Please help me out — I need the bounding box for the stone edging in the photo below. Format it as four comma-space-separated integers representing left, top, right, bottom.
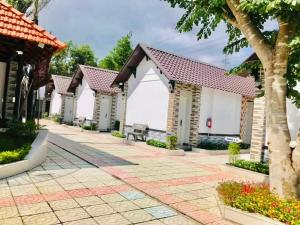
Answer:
0, 130, 48, 179
223, 206, 284, 225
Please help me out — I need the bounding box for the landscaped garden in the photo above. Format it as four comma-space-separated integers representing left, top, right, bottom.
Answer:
0, 120, 37, 165
217, 182, 300, 225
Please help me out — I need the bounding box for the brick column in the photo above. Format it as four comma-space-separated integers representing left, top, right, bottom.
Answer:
93, 93, 101, 127
119, 84, 128, 134
240, 96, 248, 141
166, 85, 180, 134
250, 97, 266, 162
5, 62, 18, 119
189, 86, 202, 146
60, 95, 66, 118
111, 95, 118, 129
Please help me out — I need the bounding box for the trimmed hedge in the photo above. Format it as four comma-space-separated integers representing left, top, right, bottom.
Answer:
198, 139, 250, 150
111, 131, 126, 138
217, 182, 300, 225
146, 139, 167, 148
232, 159, 269, 175
0, 144, 31, 165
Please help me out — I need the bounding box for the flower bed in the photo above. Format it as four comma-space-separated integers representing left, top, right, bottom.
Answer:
231, 160, 269, 175
217, 182, 300, 225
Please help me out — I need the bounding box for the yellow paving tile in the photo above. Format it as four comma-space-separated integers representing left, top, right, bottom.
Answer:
22, 212, 59, 225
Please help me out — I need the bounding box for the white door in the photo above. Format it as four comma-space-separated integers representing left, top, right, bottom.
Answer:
177, 90, 192, 145
64, 96, 74, 123
99, 95, 112, 131
244, 101, 254, 144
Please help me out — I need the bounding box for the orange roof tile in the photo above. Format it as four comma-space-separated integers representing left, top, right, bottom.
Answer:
0, 1, 66, 50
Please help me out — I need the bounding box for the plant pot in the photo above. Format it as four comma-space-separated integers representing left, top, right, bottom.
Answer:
166, 150, 185, 156
223, 206, 284, 225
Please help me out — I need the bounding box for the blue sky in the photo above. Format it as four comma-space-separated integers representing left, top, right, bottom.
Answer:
40, 0, 253, 70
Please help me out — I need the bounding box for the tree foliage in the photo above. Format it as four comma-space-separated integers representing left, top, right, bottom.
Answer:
99, 33, 133, 71
50, 41, 98, 76
5, 0, 33, 13
165, 0, 300, 106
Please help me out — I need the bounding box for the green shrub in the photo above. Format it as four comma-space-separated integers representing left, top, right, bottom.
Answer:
146, 139, 167, 148
83, 124, 97, 131
7, 120, 38, 137
0, 144, 31, 164
52, 114, 62, 123
166, 135, 177, 150
232, 160, 269, 175
228, 142, 240, 164
42, 112, 49, 118
111, 131, 126, 138
198, 139, 250, 150
217, 182, 300, 225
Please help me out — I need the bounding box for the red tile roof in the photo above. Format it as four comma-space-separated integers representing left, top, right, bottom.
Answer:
79, 65, 120, 93
0, 1, 66, 50
114, 44, 256, 97
52, 75, 72, 95
141, 44, 255, 97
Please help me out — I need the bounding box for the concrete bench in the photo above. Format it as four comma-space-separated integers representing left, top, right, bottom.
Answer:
127, 124, 149, 142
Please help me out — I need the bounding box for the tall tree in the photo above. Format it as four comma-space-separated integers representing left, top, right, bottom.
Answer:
164, 0, 300, 198
5, 0, 32, 13
99, 33, 133, 71
69, 44, 98, 73
49, 42, 98, 76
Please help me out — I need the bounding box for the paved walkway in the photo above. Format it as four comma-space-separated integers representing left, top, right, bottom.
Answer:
0, 121, 255, 225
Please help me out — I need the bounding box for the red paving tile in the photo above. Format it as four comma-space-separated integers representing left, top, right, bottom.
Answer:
171, 201, 199, 214
157, 194, 183, 204
14, 194, 45, 205
143, 188, 168, 197
187, 210, 222, 224
0, 197, 15, 207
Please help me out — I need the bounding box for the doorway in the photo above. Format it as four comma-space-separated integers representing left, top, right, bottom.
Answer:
99, 95, 112, 131
64, 96, 74, 123
177, 90, 192, 145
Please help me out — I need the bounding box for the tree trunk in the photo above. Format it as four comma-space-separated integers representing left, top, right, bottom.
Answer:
265, 55, 299, 198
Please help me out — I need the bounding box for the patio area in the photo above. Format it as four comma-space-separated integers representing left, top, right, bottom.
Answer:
0, 121, 257, 225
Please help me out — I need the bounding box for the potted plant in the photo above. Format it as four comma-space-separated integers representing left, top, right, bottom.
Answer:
165, 135, 185, 156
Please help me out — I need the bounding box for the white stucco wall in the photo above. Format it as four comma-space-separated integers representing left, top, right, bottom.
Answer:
287, 82, 300, 141
0, 62, 7, 118
126, 57, 170, 131
199, 87, 242, 135
49, 90, 62, 115
75, 78, 95, 120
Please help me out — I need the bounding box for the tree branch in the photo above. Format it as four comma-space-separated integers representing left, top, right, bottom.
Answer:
226, 0, 273, 64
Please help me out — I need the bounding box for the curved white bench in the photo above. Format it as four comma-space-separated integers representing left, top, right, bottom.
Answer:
0, 130, 48, 179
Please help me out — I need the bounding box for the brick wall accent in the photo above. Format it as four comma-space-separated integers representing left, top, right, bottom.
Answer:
119, 84, 128, 134
5, 62, 18, 119
166, 82, 202, 146
93, 92, 101, 124
250, 96, 266, 162
240, 96, 248, 141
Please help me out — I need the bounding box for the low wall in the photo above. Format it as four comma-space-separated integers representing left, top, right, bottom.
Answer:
0, 130, 48, 179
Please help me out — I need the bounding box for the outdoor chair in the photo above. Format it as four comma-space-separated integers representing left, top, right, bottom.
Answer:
127, 123, 149, 142
73, 117, 86, 127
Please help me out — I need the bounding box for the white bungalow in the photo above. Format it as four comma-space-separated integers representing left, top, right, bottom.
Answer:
68, 65, 122, 131
48, 75, 74, 123
113, 44, 256, 146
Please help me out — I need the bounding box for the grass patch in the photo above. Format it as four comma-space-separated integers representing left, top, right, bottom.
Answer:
217, 182, 300, 225
231, 159, 269, 175
111, 131, 126, 138
146, 139, 167, 148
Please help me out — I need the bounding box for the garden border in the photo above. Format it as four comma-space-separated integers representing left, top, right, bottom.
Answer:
224, 164, 269, 183
0, 130, 48, 179
223, 206, 284, 225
